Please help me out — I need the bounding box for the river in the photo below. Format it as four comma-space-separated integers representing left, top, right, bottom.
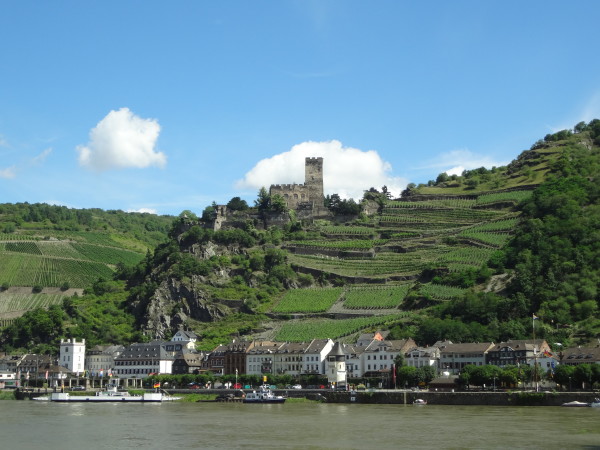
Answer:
1, 400, 599, 449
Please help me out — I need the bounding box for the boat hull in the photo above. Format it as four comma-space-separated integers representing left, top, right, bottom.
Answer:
243, 398, 286, 404
46, 392, 169, 402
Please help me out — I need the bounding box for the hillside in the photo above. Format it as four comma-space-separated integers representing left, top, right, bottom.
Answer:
0, 205, 173, 327
1, 119, 599, 353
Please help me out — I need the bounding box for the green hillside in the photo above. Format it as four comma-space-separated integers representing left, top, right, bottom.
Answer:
0, 205, 173, 328
1, 120, 599, 353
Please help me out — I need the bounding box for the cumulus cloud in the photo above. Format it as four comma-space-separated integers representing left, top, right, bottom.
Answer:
0, 166, 16, 179
77, 108, 166, 171
421, 149, 509, 177
236, 140, 407, 199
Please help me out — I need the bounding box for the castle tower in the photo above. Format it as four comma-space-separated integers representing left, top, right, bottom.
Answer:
305, 157, 324, 209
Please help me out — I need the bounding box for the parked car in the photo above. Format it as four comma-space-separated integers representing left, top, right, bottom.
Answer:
70, 386, 86, 391
233, 383, 242, 389
187, 383, 203, 389
292, 384, 302, 389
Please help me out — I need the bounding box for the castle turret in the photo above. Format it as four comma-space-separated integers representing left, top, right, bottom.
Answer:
326, 341, 347, 389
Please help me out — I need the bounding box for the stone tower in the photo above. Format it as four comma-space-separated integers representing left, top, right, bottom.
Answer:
304, 157, 324, 209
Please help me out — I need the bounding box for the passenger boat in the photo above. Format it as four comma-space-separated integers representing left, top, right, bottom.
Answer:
34, 385, 180, 403
243, 385, 286, 403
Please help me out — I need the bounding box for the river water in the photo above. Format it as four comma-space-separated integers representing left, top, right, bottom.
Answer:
1, 400, 599, 449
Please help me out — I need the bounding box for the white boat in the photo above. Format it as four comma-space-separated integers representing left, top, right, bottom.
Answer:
413, 398, 427, 405
34, 386, 180, 403
243, 385, 286, 403
561, 401, 590, 407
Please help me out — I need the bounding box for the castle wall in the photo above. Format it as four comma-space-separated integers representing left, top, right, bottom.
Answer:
269, 183, 310, 210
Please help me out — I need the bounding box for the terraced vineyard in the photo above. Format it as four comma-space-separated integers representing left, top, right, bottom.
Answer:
0, 293, 67, 315
273, 287, 343, 313
0, 232, 146, 289
343, 284, 411, 309
282, 189, 534, 314
275, 314, 404, 341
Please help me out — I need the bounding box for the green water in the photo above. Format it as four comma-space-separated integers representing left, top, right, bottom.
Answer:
1, 401, 599, 449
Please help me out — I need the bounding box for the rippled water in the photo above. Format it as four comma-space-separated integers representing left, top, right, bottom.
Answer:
1, 400, 599, 449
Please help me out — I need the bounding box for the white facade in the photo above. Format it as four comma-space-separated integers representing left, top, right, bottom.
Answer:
302, 339, 334, 375
60, 339, 86, 374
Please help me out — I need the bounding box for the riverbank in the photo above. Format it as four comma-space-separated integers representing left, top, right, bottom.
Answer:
7, 387, 598, 406
321, 389, 599, 406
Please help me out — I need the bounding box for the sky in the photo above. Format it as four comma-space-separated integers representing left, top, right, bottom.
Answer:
1, 1, 600, 216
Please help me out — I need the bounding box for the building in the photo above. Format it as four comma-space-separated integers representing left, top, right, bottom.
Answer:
270, 157, 326, 215
86, 345, 124, 377
326, 342, 347, 389
246, 341, 283, 375
559, 346, 600, 366
438, 342, 495, 374
405, 345, 440, 369
114, 341, 177, 378
273, 342, 308, 376
59, 338, 86, 375
487, 340, 551, 368
302, 339, 334, 375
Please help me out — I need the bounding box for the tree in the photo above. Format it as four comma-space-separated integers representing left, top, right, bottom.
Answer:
255, 187, 271, 211
226, 196, 249, 211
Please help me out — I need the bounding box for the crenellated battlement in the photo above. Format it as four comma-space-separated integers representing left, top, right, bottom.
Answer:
270, 183, 302, 190
269, 156, 326, 217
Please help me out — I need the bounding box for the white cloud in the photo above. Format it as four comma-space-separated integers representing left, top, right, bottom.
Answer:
421, 149, 509, 177
31, 148, 52, 165
77, 108, 166, 171
127, 208, 158, 215
0, 166, 16, 179
236, 140, 407, 199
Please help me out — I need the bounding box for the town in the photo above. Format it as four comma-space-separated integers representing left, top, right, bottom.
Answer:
2, 330, 599, 393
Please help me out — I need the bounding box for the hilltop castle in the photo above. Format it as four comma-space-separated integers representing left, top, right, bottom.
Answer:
210, 157, 328, 231
269, 157, 326, 215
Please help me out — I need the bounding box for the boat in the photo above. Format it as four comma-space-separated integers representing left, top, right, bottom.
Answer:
589, 398, 600, 408
413, 398, 427, 405
561, 400, 590, 407
34, 386, 181, 403
243, 385, 286, 403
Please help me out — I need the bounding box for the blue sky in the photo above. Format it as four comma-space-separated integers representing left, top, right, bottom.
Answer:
1, 1, 599, 216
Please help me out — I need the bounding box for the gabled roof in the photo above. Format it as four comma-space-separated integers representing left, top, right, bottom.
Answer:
304, 339, 333, 354
439, 342, 495, 354
491, 340, 548, 352
562, 346, 600, 362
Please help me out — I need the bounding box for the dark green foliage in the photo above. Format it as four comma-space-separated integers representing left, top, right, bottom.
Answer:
226, 196, 249, 211
325, 194, 362, 215
1, 305, 64, 353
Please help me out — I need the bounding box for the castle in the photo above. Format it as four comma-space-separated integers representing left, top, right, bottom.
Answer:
210, 157, 328, 231
269, 157, 325, 213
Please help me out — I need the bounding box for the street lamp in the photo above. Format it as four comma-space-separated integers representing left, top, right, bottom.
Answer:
493, 376, 497, 392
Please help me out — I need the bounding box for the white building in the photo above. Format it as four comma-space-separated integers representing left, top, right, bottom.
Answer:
59, 339, 86, 374
302, 339, 334, 375
113, 341, 176, 378
246, 342, 282, 375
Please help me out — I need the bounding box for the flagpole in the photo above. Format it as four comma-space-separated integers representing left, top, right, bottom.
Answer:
532, 313, 539, 392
